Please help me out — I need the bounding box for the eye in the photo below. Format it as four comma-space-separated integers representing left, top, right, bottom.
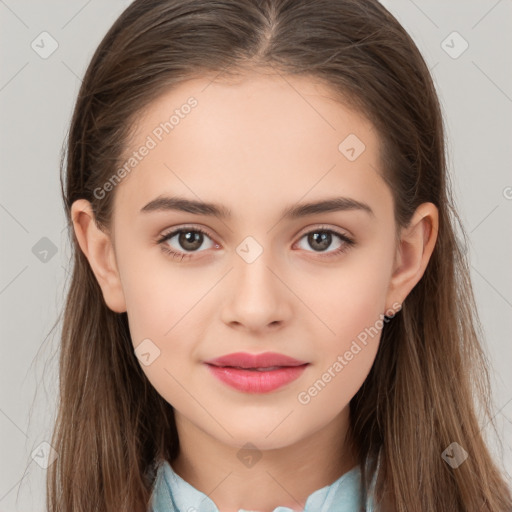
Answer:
156, 225, 356, 262
156, 226, 218, 261
295, 226, 355, 258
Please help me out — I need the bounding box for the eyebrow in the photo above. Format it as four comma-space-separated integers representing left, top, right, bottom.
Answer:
140, 195, 375, 220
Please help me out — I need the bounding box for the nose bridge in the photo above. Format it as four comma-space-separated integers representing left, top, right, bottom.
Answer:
221, 233, 291, 329
234, 233, 280, 298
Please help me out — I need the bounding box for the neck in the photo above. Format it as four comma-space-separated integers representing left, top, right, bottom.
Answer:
171, 407, 357, 512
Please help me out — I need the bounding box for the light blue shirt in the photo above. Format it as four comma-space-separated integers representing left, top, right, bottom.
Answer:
149, 459, 376, 511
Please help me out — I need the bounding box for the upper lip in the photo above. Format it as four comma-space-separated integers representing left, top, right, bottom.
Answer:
204, 351, 308, 369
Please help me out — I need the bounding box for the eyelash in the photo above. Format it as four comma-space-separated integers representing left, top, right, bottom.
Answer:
156, 225, 356, 262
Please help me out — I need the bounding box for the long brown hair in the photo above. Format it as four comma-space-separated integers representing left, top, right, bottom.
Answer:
49, 0, 512, 510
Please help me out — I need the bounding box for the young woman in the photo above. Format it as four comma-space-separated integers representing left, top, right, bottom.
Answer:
48, 0, 512, 510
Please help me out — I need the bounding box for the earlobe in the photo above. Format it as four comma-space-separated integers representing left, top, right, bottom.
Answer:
70, 199, 127, 313
385, 202, 439, 311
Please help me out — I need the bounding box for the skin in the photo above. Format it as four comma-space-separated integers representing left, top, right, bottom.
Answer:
72, 69, 438, 512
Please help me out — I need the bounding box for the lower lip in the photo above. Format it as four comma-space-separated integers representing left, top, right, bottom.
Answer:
205, 363, 309, 393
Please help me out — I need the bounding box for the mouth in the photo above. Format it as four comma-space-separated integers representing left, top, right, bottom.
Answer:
204, 351, 309, 369
212, 365, 287, 371
206, 363, 308, 371
204, 362, 310, 393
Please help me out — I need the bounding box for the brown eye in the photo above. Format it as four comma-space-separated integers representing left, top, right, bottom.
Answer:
307, 231, 333, 252
176, 230, 204, 251
157, 226, 217, 260
295, 227, 355, 257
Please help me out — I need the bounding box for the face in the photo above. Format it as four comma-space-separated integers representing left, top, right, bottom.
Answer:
85, 71, 407, 451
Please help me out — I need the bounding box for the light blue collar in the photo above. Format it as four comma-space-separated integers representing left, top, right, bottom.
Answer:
149, 458, 375, 511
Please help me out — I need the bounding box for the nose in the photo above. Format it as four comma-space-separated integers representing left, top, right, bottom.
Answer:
219, 244, 293, 333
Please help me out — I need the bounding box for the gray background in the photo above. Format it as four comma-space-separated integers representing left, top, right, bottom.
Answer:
1, 0, 511, 509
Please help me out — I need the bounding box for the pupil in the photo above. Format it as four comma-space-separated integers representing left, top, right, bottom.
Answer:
309, 232, 331, 251
180, 231, 202, 251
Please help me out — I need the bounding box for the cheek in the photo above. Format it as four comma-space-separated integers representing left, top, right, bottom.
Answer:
300, 252, 391, 341
122, 265, 199, 409
118, 244, 202, 341
119, 249, 212, 395
297, 340, 377, 419
297, 278, 385, 413
296, 252, 391, 393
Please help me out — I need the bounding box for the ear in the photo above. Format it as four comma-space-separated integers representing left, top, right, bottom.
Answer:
70, 199, 127, 313
385, 202, 439, 312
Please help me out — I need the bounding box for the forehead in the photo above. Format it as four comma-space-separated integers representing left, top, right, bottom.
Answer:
112, 71, 389, 224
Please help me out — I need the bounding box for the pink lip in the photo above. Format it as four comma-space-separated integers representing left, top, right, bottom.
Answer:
204, 352, 309, 393
205, 351, 308, 368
